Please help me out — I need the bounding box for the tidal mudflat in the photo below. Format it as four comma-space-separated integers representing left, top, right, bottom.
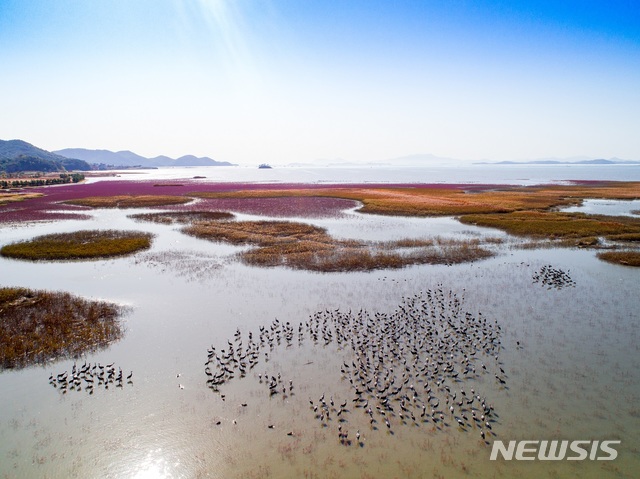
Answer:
0, 178, 639, 478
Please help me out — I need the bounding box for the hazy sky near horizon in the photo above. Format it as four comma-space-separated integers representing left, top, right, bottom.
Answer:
1, 0, 639, 165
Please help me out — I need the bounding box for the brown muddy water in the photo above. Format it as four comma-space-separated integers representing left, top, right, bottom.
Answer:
0, 204, 639, 479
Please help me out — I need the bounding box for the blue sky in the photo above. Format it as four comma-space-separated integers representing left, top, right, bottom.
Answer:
1, 0, 638, 165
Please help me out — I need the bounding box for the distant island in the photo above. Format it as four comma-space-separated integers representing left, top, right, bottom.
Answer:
258, 163, 272, 169
475, 158, 640, 165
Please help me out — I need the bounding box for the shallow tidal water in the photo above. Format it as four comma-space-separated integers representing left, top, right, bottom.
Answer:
0, 197, 639, 478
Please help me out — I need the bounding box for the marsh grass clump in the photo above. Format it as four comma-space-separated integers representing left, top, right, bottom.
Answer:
382, 238, 436, 249
433, 238, 496, 264
64, 194, 192, 208
0, 230, 153, 261
0, 192, 43, 205
0, 287, 124, 369
569, 236, 600, 247
459, 211, 640, 239
129, 210, 234, 225
184, 220, 327, 246
460, 211, 640, 264
183, 219, 493, 271
606, 233, 640, 243
597, 251, 640, 267
243, 244, 408, 271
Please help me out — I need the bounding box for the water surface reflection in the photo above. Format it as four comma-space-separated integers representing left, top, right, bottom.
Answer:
0, 205, 638, 478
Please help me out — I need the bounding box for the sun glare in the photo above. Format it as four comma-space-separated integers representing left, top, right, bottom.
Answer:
130, 451, 173, 479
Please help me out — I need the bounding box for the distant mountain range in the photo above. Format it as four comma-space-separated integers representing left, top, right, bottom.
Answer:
289, 154, 640, 168
0, 139, 92, 172
475, 158, 640, 165
0, 139, 236, 173
54, 147, 235, 168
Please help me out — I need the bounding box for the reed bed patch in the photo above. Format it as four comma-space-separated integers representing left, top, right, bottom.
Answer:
352, 187, 579, 216
569, 236, 600, 247
0, 287, 124, 369
184, 220, 329, 246
0, 230, 153, 261
458, 211, 640, 239
129, 210, 234, 225
381, 238, 436, 249
483, 236, 505, 244
606, 233, 640, 243
0, 192, 43, 205
64, 194, 192, 208
183, 219, 493, 271
540, 181, 640, 200
514, 240, 560, 250
596, 251, 640, 267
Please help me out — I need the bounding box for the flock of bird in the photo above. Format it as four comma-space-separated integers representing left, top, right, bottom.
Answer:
532, 264, 576, 289
42, 285, 507, 446
43, 285, 506, 446
41, 266, 572, 447
48, 361, 132, 394
205, 286, 506, 445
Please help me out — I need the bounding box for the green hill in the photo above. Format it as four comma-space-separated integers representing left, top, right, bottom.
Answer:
0, 139, 91, 172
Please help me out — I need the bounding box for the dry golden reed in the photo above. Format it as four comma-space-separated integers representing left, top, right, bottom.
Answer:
183, 219, 493, 272
129, 211, 234, 225
0, 192, 43, 205
65, 195, 192, 208
0, 287, 124, 369
597, 251, 640, 267
458, 211, 640, 239
1, 230, 153, 261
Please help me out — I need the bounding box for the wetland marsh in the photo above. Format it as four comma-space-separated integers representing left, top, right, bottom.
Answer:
0, 167, 639, 478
